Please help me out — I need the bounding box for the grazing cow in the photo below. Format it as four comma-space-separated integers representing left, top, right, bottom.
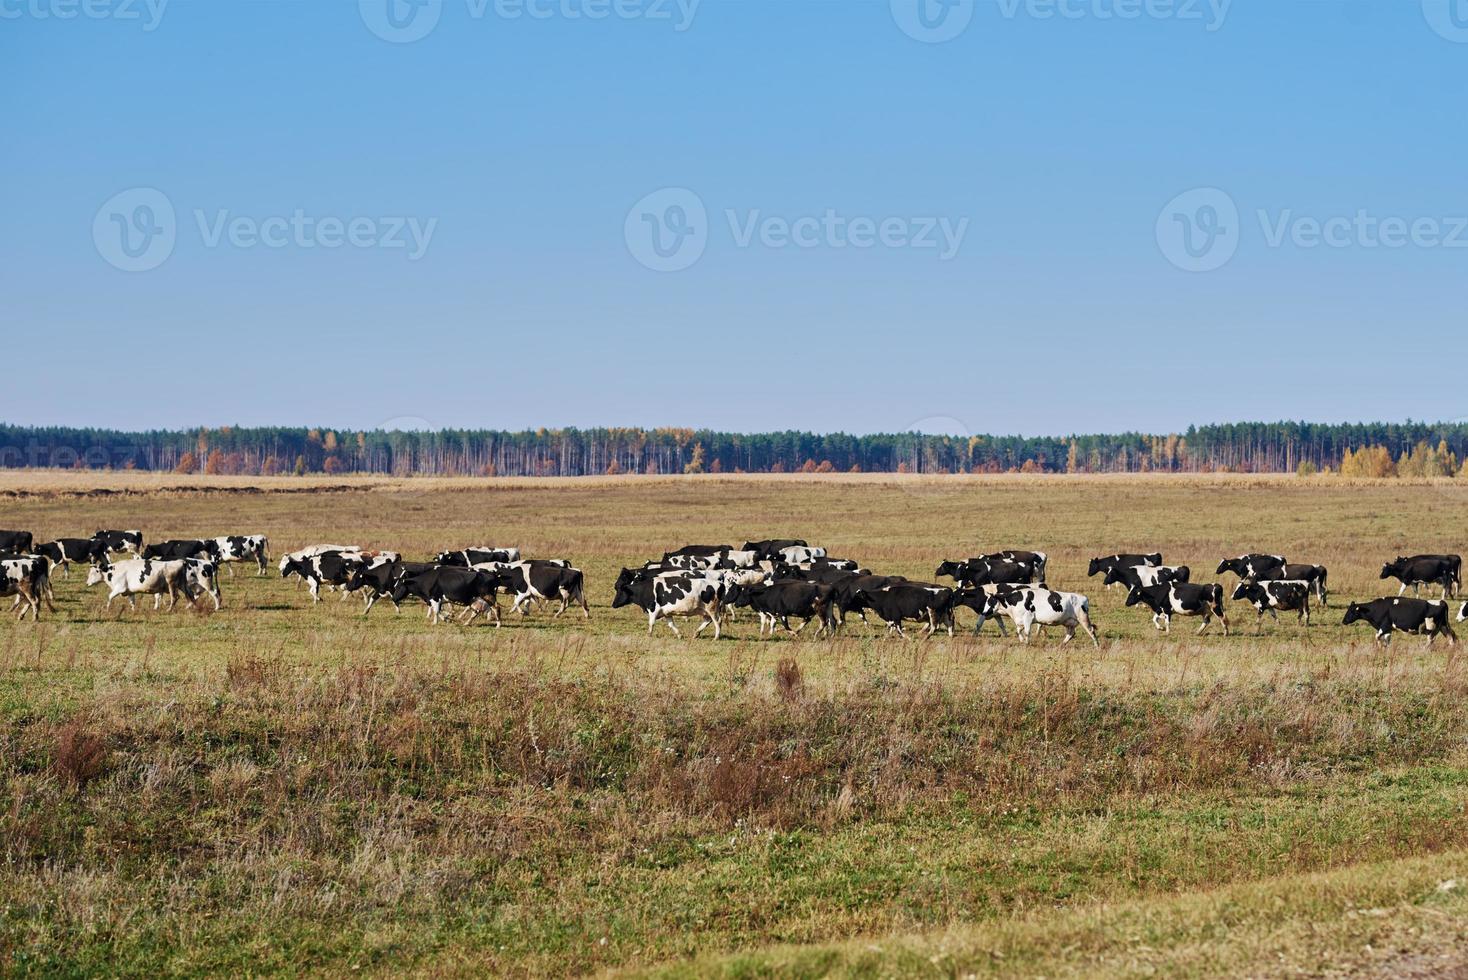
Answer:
487, 562, 589, 618
728, 581, 833, 638
1344, 597, 1457, 648
0, 531, 34, 554
0, 557, 51, 621
32, 538, 105, 578
142, 539, 212, 561
92, 530, 143, 555
434, 547, 521, 567
845, 584, 955, 638
389, 566, 502, 625
86, 557, 192, 612
1253, 564, 1329, 606
1088, 553, 1162, 587
205, 535, 270, 575
1230, 580, 1310, 631
978, 586, 1098, 647
612, 569, 726, 639
1216, 554, 1288, 580
279, 551, 367, 602
741, 539, 808, 561
1380, 555, 1462, 599
776, 546, 827, 564
179, 558, 223, 611
1101, 564, 1191, 590
1125, 582, 1229, 635
936, 558, 1036, 590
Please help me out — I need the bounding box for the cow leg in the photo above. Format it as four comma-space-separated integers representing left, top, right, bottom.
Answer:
1078, 611, 1100, 648
664, 617, 682, 638
647, 611, 658, 636
362, 592, 378, 616
1441, 621, 1459, 647
1219, 611, 1229, 637
1061, 624, 1075, 645
309, 578, 322, 603
225, 563, 235, 577
154, 593, 162, 611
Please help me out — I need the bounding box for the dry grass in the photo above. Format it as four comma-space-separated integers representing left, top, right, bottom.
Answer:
2, 473, 1468, 976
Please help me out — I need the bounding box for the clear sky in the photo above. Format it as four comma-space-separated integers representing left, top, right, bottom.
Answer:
5, 0, 1467, 437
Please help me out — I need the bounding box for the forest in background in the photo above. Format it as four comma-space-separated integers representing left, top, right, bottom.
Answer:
1, 421, 1465, 478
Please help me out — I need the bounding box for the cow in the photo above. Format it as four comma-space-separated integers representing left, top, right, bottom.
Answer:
1252, 563, 1329, 606
86, 557, 193, 612
776, 546, 827, 564
727, 581, 833, 638
279, 551, 367, 602
665, 544, 732, 558
142, 539, 212, 561
347, 558, 439, 614
828, 574, 910, 629
1344, 597, 1457, 648
0, 531, 34, 554
970, 550, 1048, 582
0, 556, 50, 621
1101, 564, 1191, 590
388, 566, 502, 625
1216, 554, 1288, 580
179, 558, 223, 611
844, 583, 955, 638
1125, 582, 1229, 635
661, 549, 759, 571
612, 569, 726, 639
278, 545, 360, 587
204, 535, 270, 575
977, 586, 1098, 647
936, 558, 1036, 590
434, 547, 521, 567
794, 557, 861, 573
1088, 553, 1162, 588
91, 530, 143, 556
486, 562, 589, 618
741, 539, 808, 562
32, 538, 105, 578
1230, 580, 1310, 631
1380, 555, 1461, 599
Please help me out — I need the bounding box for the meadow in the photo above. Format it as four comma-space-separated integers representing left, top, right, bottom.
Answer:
2, 471, 1467, 977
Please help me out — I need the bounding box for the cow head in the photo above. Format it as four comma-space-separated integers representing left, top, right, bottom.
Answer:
280, 556, 306, 579
1102, 566, 1129, 586
1087, 557, 1106, 577
935, 560, 964, 580
1380, 560, 1402, 579
1216, 557, 1242, 576
1230, 581, 1261, 603
85, 562, 110, 587
1123, 586, 1147, 608
1342, 602, 1364, 625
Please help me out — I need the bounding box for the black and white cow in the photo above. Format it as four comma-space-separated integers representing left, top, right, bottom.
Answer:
828, 574, 910, 628
665, 544, 733, 558
142, 539, 212, 561
974, 550, 1048, 582
179, 558, 223, 611
434, 547, 521, 567
1230, 580, 1310, 630
1101, 564, 1191, 590
0, 556, 51, 621
1216, 554, 1288, 580
0, 531, 34, 554
205, 535, 270, 575
935, 558, 1034, 590
1344, 597, 1457, 648
278, 546, 361, 588
845, 583, 955, 638
1380, 555, 1461, 599
952, 585, 1017, 636
612, 569, 727, 639
662, 549, 759, 571
741, 539, 808, 562
92, 530, 143, 556
728, 581, 833, 638
86, 557, 193, 612
1252, 564, 1329, 606
347, 558, 439, 614
776, 546, 827, 565
279, 551, 366, 602
1088, 553, 1162, 587
486, 562, 588, 618
1125, 582, 1229, 635
977, 586, 1098, 647
32, 538, 105, 578
389, 566, 502, 625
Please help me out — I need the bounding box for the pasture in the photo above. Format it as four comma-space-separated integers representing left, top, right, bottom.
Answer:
3, 472, 1468, 977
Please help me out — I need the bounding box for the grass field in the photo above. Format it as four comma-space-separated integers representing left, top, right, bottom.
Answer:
3, 471, 1468, 977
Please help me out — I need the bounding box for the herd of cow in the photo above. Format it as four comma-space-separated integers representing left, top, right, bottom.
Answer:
0, 527, 1463, 647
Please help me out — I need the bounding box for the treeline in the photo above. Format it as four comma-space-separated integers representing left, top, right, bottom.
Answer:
2, 421, 1468, 477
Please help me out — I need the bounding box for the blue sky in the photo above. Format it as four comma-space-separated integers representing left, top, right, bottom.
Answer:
5, 0, 1467, 437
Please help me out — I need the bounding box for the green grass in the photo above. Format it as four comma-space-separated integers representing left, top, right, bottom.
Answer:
2, 473, 1468, 976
